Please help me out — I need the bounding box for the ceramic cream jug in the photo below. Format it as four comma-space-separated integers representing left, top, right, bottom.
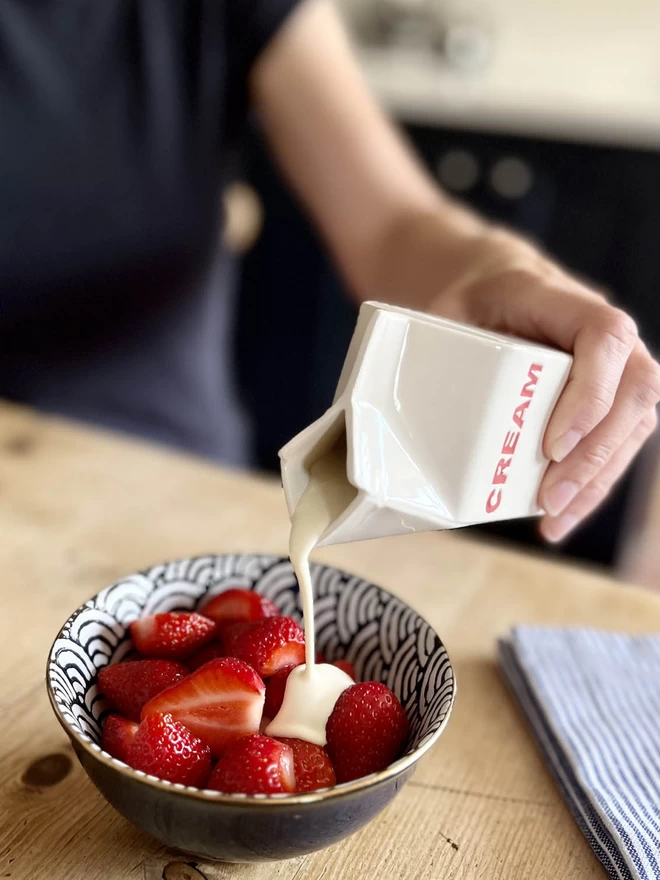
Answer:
279, 301, 573, 547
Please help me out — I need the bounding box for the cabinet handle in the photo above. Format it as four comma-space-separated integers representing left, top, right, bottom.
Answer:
489, 157, 534, 199
437, 149, 481, 193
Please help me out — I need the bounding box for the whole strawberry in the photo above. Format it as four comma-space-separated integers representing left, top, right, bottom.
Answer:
218, 621, 253, 652
127, 712, 211, 787
186, 641, 225, 671
101, 714, 138, 763
98, 659, 188, 721
201, 588, 278, 625
326, 682, 408, 783
130, 612, 217, 660
207, 734, 295, 795
277, 737, 336, 792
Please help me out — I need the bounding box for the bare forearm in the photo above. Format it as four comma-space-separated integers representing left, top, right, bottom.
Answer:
252, 0, 487, 306
351, 199, 488, 310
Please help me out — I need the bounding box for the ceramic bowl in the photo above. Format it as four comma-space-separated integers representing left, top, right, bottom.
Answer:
47, 553, 455, 862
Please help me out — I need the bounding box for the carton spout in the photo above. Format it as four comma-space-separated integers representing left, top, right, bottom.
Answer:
279, 405, 357, 539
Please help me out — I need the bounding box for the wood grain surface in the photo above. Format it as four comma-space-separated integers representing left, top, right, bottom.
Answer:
0, 401, 657, 880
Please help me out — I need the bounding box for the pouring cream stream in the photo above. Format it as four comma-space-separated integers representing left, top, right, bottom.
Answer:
266, 436, 356, 745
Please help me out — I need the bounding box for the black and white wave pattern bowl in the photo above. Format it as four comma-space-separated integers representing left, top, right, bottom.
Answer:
47, 553, 455, 862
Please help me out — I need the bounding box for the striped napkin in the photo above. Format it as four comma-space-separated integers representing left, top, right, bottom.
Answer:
499, 627, 660, 880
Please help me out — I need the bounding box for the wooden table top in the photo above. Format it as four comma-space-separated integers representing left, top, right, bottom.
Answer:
0, 401, 657, 880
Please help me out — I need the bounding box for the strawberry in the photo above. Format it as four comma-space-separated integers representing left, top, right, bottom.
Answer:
130, 612, 217, 660
120, 649, 142, 663
141, 657, 265, 757
326, 682, 409, 783
127, 713, 211, 787
332, 660, 356, 680
263, 663, 298, 719
262, 658, 347, 720
187, 641, 225, 671
277, 737, 336, 792
207, 734, 295, 795
229, 616, 305, 678
218, 621, 254, 652
201, 589, 278, 625
98, 659, 188, 721
315, 651, 326, 664
101, 714, 139, 763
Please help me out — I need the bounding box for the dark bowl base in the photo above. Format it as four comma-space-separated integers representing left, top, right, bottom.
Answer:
74, 743, 416, 863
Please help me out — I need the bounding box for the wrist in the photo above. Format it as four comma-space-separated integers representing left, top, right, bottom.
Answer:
358, 201, 489, 312
428, 223, 551, 321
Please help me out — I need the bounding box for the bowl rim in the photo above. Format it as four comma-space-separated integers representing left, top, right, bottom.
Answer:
46, 552, 456, 807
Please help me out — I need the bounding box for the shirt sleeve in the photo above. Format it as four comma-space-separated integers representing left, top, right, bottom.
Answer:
224, 0, 303, 137
228, 0, 303, 73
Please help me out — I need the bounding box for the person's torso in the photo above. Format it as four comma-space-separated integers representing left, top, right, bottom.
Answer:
0, 0, 252, 463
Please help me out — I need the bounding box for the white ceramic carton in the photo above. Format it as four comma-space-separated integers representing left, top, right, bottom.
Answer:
279, 301, 573, 547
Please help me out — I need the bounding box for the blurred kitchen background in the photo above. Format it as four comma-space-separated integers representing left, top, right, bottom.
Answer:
230, 0, 660, 587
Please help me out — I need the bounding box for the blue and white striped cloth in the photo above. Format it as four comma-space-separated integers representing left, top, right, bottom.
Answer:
499, 627, 660, 879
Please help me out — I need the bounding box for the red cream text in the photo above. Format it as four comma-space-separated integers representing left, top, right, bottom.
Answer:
485, 363, 543, 515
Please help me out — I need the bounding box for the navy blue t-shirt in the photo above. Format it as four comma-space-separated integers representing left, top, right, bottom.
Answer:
0, 0, 299, 465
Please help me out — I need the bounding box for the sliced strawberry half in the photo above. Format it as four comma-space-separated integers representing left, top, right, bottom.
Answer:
229, 616, 305, 678
326, 682, 409, 783
127, 712, 211, 787
201, 589, 279, 625
101, 714, 139, 764
207, 734, 295, 795
98, 659, 188, 721
141, 657, 265, 757
277, 737, 336, 792
130, 612, 217, 660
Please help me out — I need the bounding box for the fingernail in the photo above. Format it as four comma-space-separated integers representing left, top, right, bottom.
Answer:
551, 429, 582, 463
544, 480, 580, 516
544, 513, 580, 543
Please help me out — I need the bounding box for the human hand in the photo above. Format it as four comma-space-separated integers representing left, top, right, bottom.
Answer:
430, 227, 660, 542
